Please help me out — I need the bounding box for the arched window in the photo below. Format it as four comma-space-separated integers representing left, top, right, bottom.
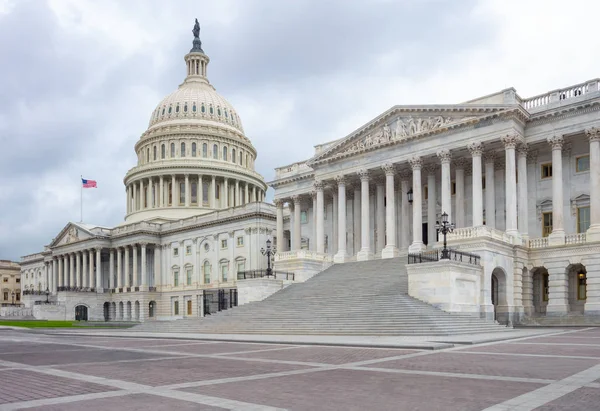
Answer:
223, 146, 227, 161
153, 146, 157, 161
184, 104, 188, 112
168, 183, 172, 205
146, 148, 149, 163
175, 104, 180, 113
168, 106, 172, 114
224, 109, 228, 118
246, 154, 249, 167
161, 107, 165, 115
161, 144, 166, 159
192, 104, 197, 112
217, 107, 221, 116
232, 148, 236, 163
192, 142, 197, 157
213, 144, 218, 159
209, 105, 214, 115
201, 104, 205, 113
181, 142, 186, 157
239, 152, 242, 165
170, 143, 175, 158
202, 143, 207, 158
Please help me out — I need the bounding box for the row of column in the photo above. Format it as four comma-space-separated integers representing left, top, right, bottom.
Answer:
126, 175, 265, 214
277, 131, 600, 259
47, 248, 102, 291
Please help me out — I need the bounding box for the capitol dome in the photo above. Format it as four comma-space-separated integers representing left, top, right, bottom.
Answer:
122, 24, 267, 224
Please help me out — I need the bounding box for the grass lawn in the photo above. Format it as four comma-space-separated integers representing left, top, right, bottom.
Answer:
0, 320, 131, 328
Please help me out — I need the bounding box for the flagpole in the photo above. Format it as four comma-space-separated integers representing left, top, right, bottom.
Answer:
80, 175, 83, 223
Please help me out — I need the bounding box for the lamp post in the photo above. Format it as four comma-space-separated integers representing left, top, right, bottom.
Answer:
45, 287, 50, 304
260, 239, 277, 276
407, 188, 413, 204
435, 211, 455, 259
11, 291, 15, 306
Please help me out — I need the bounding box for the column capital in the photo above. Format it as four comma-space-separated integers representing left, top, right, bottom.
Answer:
398, 168, 412, 180
483, 151, 496, 163
314, 180, 325, 191
453, 158, 469, 169
527, 150, 538, 164
139, 242, 148, 247
381, 163, 396, 176
274, 198, 284, 208
586, 127, 600, 142
374, 176, 386, 186
436, 149, 451, 164
547, 135, 564, 150
357, 169, 370, 181
501, 133, 523, 148
517, 143, 529, 158
310, 190, 317, 200
184, 173, 190, 178
409, 156, 423, 170
467, 141, 484, 157
335, 174, 347, 185
94, 247, 102, 252
291, 195, 302, 205
422, 164, 438, 176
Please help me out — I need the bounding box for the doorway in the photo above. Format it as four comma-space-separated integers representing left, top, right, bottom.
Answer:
75, 305, 88, 321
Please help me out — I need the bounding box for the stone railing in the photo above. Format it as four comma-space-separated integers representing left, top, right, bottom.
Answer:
20, 253, 44, 263
528, 237, 548, 249
566, 233, 586, 245
274, 250, 332, 262
274, 161, 313, 179
447, 226, 524, 246
521, 79, 599, 110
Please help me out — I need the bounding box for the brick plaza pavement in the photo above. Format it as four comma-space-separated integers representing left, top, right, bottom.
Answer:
1, 328, 600, 410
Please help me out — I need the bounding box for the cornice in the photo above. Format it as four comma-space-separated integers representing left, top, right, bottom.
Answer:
268, 172, 315, 188
526, 99, 600, 126
135, 130, 257, 157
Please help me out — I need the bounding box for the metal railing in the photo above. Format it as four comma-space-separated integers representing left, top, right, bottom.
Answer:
22, 290, 45, 296
237, 270, 295, 281
408, 249, 480, 266
57, 286, 96, 293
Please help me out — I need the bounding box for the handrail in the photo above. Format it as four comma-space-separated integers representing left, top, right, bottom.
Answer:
408, 249, 480, 266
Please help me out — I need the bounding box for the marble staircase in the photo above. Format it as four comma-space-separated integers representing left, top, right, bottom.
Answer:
134, 258, 509, 336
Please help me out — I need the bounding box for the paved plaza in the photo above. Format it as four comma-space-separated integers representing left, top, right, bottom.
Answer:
1, 328, 600, 410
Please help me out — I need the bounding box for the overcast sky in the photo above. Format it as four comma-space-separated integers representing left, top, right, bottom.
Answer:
1, 0, 598, 260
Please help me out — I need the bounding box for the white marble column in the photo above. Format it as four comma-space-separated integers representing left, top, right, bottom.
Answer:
547, 135, 565, 245
357, 170, 373, 260
109, 249, 115, 289
245, 183, 249, 205
484, 152, 496, 228
75, 251, 81, 288
95, 248, 102, 290
141, 243, 147, 288
133, 183, 138, 212
425, 165, 437, 246
82, 250, 88, 288
184, 174, 190, 207
501, 134, 520, 237
468, 142, 484, 227
454, 159, 466, 228
409, 157, 425, 253
235, 180, 240, 207
52, 259, 57, 292
587, 128, 600, 241
157, 176, 163, 207
132, 244, 138, 287
69, 253, 74, 287
224, 179, 229, 208
140, 180, 145, 210
57, 257, 63, 288
375, 178, 385, 254
116, 248, 122, 288
382, 164, 399, 258
437, 149, 452, 223
126, 185, 130, 214
334, 176, 348, 263
315, 182, 325, 254
170, 175, 176, 206
353, 184, 361, 256
517, 144, 529, 237
211, 176, 216, 208
400, 171, 411, 250
275, 200, 284, 252
311, 192, 317, 251
154, 245, 161, 287
124, 246, 130, 287
292, 195, 302, 251
332, 189, 338, 255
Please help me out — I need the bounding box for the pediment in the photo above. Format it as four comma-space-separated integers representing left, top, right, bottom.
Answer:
308, 105, 518, 165
50, 222, 97, 247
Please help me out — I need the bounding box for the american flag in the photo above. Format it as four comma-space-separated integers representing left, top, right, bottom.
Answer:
82, 178, 97, 188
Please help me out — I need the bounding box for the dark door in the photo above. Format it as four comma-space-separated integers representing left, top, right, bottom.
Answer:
423, 223, 428, 245
75, 305, 88, 321
103, 302, 109, 321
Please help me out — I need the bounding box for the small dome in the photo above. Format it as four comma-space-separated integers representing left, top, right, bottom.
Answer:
149, 80, 244, 133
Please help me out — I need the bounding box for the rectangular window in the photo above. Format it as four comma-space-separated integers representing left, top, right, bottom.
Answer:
2, 277, 7, 283
173, 270, 179, 287
174, 300, 179, 315
543, 274, 549, 302
203, 182, 209, 206
15, 278, 20, 283
451, 181, 456, 195
191, 182, 198, 205
576, 155, 590, 172
179, 182, 185, 205
221, 239, 228, 249
237, 262, 245, 274
221, 264, 228, 282
542, 212, 553, 237
482, 176, 486, 190
577, 206, 590, 233
237, 236, 244, 247
186, 268, 192, 285
16, 293, 20, 301
3, 291, 7, 300
192, 143, 197, 157
187, 300, 192, 315
144, 187, 148, 208
578, 273, 587, 300
173, 247, 179, 257
203, 263, 210, 284
300, 210, 308, 224
185, 245, 192, 255
215, 184, 220, 200
541, 163, 553, 179
203, 143, 207, 158
423, 185, 428, 200
168, 183, 172, 205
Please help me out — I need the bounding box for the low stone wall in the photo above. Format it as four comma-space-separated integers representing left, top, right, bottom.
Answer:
33, 304, 66, 320
237, 278, 286, 305
407, 260, 483, 314
0, 306, 33, 318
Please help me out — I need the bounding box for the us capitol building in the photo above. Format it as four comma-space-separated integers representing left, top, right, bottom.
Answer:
20, 22, 600, 325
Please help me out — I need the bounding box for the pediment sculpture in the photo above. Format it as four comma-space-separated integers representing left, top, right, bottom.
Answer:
65, 227, 79, 244
341, 116, 470, 155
